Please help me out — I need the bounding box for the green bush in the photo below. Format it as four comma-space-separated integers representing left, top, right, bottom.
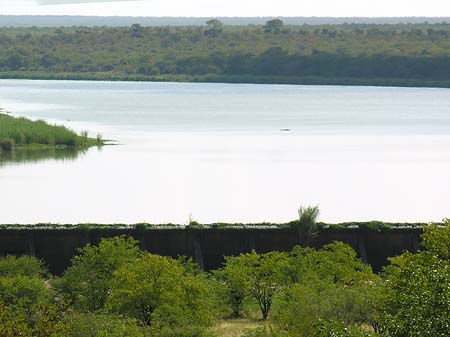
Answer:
274, 243, 380, 337
0, 255, 47, 278
53, 236, 141, 311
0, 276, 51, 313
380, 221, 450, 337
106, 252, 216, 330
312, 320, 378, 337
63, 313, 147, 337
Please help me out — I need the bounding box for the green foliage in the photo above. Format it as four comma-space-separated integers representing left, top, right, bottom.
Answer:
0, 276, 51, 313
241, 326, 288, 337
0, 113, 102, 148
205, 19, 224, 37
54, 236, 141, 311
312, 320, 378, 337
380, 221, 450, 337
420, 219, 450, 259
1, 24, 450, 86
0, 225, 448, 337
275, 281, 381, 337
106, 252, 216, 332
0, 138, 14, 152
63, 313, 147, 337
0, 255, 47, 278
275, 243, 380, 337
292, 205, 321, 244
264, 19, 284, 33
0, 304, 33, 337
212, 264, 248, 318
219, 251, 289, 320
0, 255, 65, 336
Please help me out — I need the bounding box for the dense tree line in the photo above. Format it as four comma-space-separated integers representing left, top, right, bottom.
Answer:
0, 22, 450, 85
0, 220, 449, 336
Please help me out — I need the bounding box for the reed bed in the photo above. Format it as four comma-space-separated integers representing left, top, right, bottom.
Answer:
0, 113, 102, 149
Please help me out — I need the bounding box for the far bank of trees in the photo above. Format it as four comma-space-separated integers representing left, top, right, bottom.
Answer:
0, 21, 450, 85
0, 221, 449, 336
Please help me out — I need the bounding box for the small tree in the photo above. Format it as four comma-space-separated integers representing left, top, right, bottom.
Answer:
213, 258, 249, 318
106, 253, 215, 331
53, 236, 141, 311
264, 19, 284, 33
276, 244, 380, 337
205, 19, 224, 37
130, 23, 144, 38
221, 251, 288, 320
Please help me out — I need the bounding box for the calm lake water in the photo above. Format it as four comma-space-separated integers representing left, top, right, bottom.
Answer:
1, 79, 450, 224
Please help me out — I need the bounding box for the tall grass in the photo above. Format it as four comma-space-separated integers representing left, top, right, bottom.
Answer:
0, 113, 102, 148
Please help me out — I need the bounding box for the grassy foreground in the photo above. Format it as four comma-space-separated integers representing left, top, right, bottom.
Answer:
0, 113, 103, 151
210, 319, 264, 337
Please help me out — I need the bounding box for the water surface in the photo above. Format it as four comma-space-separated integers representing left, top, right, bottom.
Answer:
1, 80, 449, 224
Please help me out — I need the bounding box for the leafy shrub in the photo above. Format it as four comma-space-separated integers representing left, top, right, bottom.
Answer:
63, 313, 146, 337
380, 221, 450, 337
275, 243, 380, 337
312, 320, 378, 337
0, 276, 51, 313
106, 252, 216, 329
0, 304, 33, 337
0, 255, 47, 278
53, 236, 141, 311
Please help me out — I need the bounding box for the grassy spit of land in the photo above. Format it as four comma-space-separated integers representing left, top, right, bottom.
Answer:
0, 113, 104, 152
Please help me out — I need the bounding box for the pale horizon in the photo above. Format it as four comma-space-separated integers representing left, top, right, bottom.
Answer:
1, 0, 450, 18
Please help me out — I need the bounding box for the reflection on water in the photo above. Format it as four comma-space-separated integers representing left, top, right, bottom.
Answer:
0, 147, 90, 166
1, 80, 450, 224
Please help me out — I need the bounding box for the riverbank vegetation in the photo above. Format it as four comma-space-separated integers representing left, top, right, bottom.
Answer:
1, 22, 450, 87
0, 221, 448, 336
0, 114, 103, 152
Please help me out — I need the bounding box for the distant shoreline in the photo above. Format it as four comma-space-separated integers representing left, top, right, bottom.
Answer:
1, 15, 450, 27
1, 72, 450, 89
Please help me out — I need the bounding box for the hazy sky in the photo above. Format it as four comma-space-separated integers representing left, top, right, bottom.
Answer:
1, 0, 450, 17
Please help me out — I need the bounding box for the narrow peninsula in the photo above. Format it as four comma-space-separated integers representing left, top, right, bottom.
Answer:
0, 113, 104, 153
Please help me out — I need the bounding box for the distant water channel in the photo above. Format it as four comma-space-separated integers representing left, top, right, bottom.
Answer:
1, 79, 450, 224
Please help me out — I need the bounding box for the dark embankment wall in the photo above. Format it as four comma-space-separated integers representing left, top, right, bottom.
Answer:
0, 227, 421, 274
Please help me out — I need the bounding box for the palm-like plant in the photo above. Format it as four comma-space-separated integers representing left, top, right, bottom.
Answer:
295, 205, 320, 246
